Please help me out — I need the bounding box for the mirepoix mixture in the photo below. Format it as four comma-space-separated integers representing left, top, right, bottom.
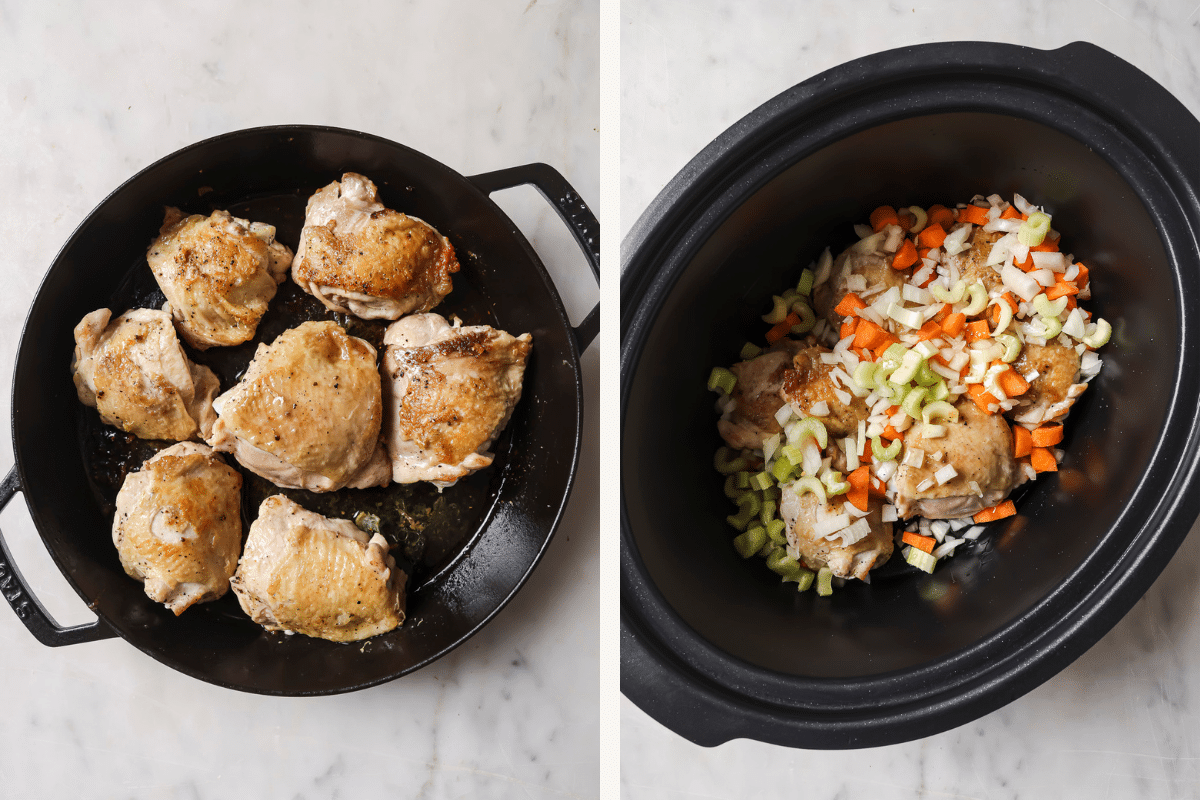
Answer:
708, 193, 1110, 596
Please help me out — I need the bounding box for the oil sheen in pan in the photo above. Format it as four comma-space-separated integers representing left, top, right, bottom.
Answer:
77, 192, 515, 618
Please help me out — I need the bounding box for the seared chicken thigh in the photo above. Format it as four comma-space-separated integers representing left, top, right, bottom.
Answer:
207, 321, 390, 492
779, 343, 870, 438
72, 308, 218, 441
291, 173, 460, 319
780, 485, 892, 581
147, 208, 292, 349
947, 228, 1006, 294
717, 341, 802, 450
382, 313, 532, 487
894, 398, 1019, 519
112, 442, 242, 615
1011, 341, 1082, 423
813, 249, 906, 328
230, 495, 406, 642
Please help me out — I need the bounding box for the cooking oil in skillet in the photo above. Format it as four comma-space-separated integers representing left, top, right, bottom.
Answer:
78, 195, 512, 594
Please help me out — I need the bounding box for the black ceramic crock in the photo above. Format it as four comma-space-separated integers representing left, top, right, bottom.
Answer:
621, 42, 1200, 748
0, 125, 598, 694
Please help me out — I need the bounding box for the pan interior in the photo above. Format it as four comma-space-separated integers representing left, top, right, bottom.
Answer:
15, 128, 581, 694
622, 112, 1174, 677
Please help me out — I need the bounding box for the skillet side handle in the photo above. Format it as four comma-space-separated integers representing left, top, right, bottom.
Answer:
468, 163, 600, 351
0, 466, 116, 646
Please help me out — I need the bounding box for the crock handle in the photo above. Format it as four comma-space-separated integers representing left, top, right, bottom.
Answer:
468, 163, 600, 351
0, 466, 116, 646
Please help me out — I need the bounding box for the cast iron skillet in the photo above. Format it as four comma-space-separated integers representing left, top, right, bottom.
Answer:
0, 125, 598, 695
622, 42, 1200, 747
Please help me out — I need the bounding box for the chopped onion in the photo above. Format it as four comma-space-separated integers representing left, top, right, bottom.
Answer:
882, 224, 906, 253
1009, 242, 1030, 265
902, 447, 925, 468
809, 400, 830, 416
881, 504, 898, 523
1029, 268, 1056, 288
1012, 193, 1039, 216
942, 224, 972, 255
934, 464, 958, 485
854, 230, 887, 253
845, 273, 867, 292
853, 223, 873, 239
932, 538, 963, 559
813, 512, 851, 539
1001, 263, 1041, 301
986, 232, 1018, 266
902, 284, 931, 304
839, 518, 872, 546
774, 404, 795, 427
887, 302, 924, 329
963, 525, 985, 540
1032, 251, 1066, 272
843, 437, 860, 472
814, 247, 834, 286
875, 460, 898, 483
916, 478, 935, 492
984, 217, 1024, 234
1062, 307, 1087, 339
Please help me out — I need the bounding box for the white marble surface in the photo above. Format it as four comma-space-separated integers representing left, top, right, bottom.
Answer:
0, 2, 598, 798
621, 1, 1200, 797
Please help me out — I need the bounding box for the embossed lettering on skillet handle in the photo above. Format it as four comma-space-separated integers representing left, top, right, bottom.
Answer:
0, 466, 117, 647
468, 163, 600, 352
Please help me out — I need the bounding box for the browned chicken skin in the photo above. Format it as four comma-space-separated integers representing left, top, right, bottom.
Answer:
813, 249, 906, 328
947, 227, 1005, 293
1011, 341, 1082, 423
895, 398, 1019, 519
716, 340, 802, 450
292, 173, 459, 320
779, 485, 892, 580
779, 343, 870, 438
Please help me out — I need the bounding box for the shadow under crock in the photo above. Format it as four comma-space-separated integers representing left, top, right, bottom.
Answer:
621, 42, 1200, 748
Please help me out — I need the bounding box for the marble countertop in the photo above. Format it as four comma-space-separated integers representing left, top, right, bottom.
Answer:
0, 2, 598, 798
621, 2, 1200, 798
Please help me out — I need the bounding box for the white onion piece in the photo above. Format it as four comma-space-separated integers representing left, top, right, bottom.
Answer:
1010, 242, 1030, 264
880, 504, 898, 523
902, 284, 931, 304
986, 233, 1018, 266
984, 217, 1024, 234
1012, 193, 1040, 216
875, 460, 898, 483
854, 223, 873, 239
854, 230, 886, 253
814, 247, 834, 286
839, 518, 872, 546
809, 400, 830, 416
1001, 263, 1041, 301
813, 512, 851, 539
774, 404, 795, 427
1029, 268, 1056, 287
763, 433, 781, 463
1032, 251, 1066, 272
934, 464, 958, 485
882, 224, 906, 253
845, 273, 867, 292
942, 224, 972, 255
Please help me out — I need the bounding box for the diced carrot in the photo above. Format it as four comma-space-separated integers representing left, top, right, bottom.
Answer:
957, 204, 990, 225
846, 486, 869, 512
1075, 262, 1090, 288
871, 334, 900, 361
1015, 252, 1035, 272
917, 271, 936, 289
1012, 424, 1032, 458
932, 303, 953, 323
766, 312, 800, 344
1031, 424, 1064, 447
1002, 292, 1019, 313
847, 466, 870, 491
881, 424, 904, 441
853, 318, 887, 350
942, 312, 967, 337
1031, 238, 1059, 252
1000, 205, 1022, 220
834, 293, 867, 317
916, 320, 943, 342
927, 205, 956, 228
870, 205, 900, 232
997, 368, 1030, 398
892, 238, 918, 269
840, 317, 858, 340
973, 500, 1017, 523
967, 384, 999, 413
871, 476, 888, 496
964, 320, 990, 342
917, 246, 931, 261
1065, 295, 1078, 311
902, 531, 937, 553
989, 304, 1002, 328
1045, 280, 1079, 300
917, 223, 947, 249
1030, 446, 1058, 473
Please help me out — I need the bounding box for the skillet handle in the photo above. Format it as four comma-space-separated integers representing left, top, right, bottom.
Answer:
0, 466, 116, 646
468, 163, 600, 351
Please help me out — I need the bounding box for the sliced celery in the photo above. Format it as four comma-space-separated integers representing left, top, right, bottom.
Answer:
765, 518, 788, 545
854, 361, 880, 390
759, 498, 777, 527
921, 400, 959, 424
962, 283, 988, 316
901, 386, 928, 419
790, 301, 816, 335
816, 567, 835, 596
714, 447, 748, 474
1033, 292, 1068, 318
871, 435, 901, 462
929, 279, 966, 304
990, 298, 1013, 336
733, 527, 768, 558
1083, 318, 1111, 348
791, 568, 816, 592
770, 458, 794, 483
762, 295, 789, 324
881, 343, 909, 367
905, 547, 938, 574
739, 341, 763, 361
913, 360, 940, 387
1017, 211, 1051, 247
748, 471, 774, 492
707, 366, 737, 395
793, 417, 829, 449
765, 548, 801, 577
723, 474, 740, 499
822, 470, 850, 496
929, 379, 949, 402
791, 476, 828, 504
891, 349, 924, 384
734, 471, 751, 490
797, 268, 815, 297
1039, 315, 1062, 339
779, 443, 805, 467
995, 333, 1022, 363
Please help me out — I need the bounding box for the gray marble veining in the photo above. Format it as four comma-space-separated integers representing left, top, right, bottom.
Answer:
0, 2, 598, 798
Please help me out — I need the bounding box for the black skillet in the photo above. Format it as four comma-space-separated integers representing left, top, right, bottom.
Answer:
0, 125, 598, 694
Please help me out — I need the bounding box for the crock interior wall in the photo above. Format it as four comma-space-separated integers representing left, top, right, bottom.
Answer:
622, 112, 1174, 677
